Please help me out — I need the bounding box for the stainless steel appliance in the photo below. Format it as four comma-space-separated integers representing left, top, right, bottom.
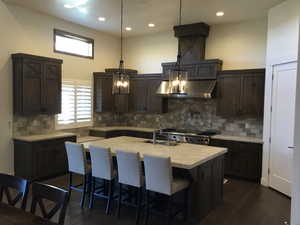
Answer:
153, 128, 218, 145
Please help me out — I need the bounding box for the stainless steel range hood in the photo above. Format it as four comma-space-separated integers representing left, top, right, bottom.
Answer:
156, 80, 216, 98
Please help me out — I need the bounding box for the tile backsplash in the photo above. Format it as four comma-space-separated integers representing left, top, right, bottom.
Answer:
13, 99, 263, 138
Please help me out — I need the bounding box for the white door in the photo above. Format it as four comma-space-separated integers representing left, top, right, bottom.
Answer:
270, 62, 297, 196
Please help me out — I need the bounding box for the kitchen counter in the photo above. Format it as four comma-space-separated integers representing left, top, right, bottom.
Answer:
77, 136, 104, 143
89, 126, 155, 133
84, 136, 227, 169
14, 132, 76, 142
211, 135, 263, 144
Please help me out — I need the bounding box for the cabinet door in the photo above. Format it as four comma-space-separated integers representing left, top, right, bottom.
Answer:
94, 76, 115, 112
129, 79, 148, 112
43, 63, 61, 114
22, 60, 43, 114
210, 139, 232, 175
217, 76, 241, 117
147, 79, 164, 113
115, 95, 129, 113
240, 74, 265, 117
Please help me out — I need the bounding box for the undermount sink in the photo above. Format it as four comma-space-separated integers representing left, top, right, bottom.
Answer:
144, 139, 178, 146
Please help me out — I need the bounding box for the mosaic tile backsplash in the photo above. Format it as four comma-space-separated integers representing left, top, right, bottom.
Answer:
13, 99, 263, 138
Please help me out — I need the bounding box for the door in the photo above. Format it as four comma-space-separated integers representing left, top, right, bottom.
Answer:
147, 79, 163, 113
270, 62, 297, 196
129, 79, 148, 112
43, 63, 61, 114
217, 75, 241, 117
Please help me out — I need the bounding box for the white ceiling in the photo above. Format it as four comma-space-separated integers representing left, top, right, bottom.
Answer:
4, 0, 284, 37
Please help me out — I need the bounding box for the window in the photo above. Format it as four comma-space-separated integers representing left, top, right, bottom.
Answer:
54, 29, 94, 59
56, 80, 93, 129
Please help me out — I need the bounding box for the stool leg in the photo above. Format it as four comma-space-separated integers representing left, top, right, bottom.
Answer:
80, 175, 87, 208
106, 180, 114, 215
183, 188, 189, 221
144, 190, 150, 225
117, 183, 122, 218
89, 177, 96, 209
166, 195, 173, 225
68, 172, 73, 201
135, 187, 142, 225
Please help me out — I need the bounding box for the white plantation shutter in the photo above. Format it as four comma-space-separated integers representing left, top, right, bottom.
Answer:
56, 80, 92, 129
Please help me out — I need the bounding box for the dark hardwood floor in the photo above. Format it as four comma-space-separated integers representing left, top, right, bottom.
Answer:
35, 175, 291, 225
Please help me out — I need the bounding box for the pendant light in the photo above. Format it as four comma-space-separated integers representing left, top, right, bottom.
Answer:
112, 0, 130, 95
168, 0, 188, 95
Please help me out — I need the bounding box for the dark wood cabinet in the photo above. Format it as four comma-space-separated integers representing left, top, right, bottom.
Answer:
129, 74, 166, 113
217, 69, 265, 118
12, 54, 63, 115
14, 135, 76, 181
210, 139, 262, 182
93, 73, 129, 113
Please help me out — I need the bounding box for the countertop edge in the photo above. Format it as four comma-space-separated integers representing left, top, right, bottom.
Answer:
13, 133, 77, 142
211, 135, 263, 144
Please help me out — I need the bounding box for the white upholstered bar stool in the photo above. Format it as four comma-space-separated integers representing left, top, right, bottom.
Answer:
65, 142, 91, 208
89, 145, 116, 215
143, 154, 190, 225
116, 150, 144, 225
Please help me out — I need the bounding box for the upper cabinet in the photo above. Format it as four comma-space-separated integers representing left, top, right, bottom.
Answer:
12, 54, 63, 115
217, 69, 265, 118
94, 73, 167, 114
93, 73, 129, 113
129, 74, 167, 113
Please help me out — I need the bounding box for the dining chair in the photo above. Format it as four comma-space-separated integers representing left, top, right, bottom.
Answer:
89, 145, 116, 215
116, 150, 143, 225
143, 154, 190, 225
30, 182, 69, 225
65, 142, 91, 208
0, 173, 29, 210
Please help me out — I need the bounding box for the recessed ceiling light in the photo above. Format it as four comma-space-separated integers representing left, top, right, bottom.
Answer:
216, 11, 224, 17
148, 23, 155, 28
125, 27, 132, 31
98, 17, 106, 22
78, 7, 88, 14
64, 4, 73, 8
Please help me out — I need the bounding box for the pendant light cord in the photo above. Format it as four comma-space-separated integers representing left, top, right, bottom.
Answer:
177, 0, 182, 69
119, 0, 124, 71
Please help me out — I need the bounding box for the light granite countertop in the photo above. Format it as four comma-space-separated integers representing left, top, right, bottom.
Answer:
89, 126, 155, 133
14, 132, 76, 142
83, 136, 227, 170
77, 136, 104, 143
211, 135, 263, 144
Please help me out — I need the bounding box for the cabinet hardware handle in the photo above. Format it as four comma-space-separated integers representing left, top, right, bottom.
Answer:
288, 146, 295, 149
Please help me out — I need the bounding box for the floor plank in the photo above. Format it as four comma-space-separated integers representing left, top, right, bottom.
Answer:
36, 175, 291, 225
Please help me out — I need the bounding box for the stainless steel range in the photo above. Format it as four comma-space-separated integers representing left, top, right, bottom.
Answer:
152, 128, 218, 145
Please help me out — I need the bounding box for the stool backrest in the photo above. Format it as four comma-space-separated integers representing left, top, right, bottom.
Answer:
65, 142, 87, 175
0, 173, 29, 210
143, 154, 173, 195
89, 146, 114, 180
30, 182, 69, 225
116, 150, 142, 187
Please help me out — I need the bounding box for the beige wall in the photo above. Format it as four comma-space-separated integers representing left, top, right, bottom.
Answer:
0, 1, 120, 173
124, 18, 268, 73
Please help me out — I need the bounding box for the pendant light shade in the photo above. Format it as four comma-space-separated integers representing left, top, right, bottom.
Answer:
113, 0, 130, 95
168, 0, 188, 95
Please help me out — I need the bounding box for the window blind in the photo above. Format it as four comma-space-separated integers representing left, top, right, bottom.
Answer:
57, 81, 92, 129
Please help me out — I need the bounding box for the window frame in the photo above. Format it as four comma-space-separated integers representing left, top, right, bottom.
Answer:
55, 80, 93, 130
53, 29, 94, 59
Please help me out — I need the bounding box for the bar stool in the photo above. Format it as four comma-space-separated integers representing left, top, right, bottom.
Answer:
89, 146, 116, 215
116, 150, 144, 225
65, 142, 91, 208
143, 154, 190, 225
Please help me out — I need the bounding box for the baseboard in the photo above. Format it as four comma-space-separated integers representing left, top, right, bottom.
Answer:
261, 176, 269, 187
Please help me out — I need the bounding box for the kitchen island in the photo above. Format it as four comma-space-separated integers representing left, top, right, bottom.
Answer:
84, 136, 227, 221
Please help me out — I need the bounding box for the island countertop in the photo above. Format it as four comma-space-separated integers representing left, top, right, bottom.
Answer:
84, 136, 227, 170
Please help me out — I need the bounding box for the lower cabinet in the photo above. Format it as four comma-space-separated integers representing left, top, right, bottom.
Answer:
14, 136, 77, 181
210, 139, 262, 182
